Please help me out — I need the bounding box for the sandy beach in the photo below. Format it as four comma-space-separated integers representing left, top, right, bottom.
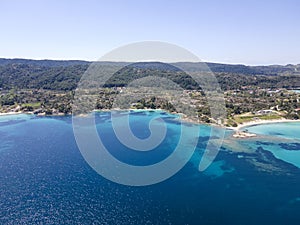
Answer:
0, 111, 25, 116
228, 118, 300, 131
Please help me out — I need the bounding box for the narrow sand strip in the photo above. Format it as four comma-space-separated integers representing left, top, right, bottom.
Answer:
0, 111, 24, 116
228, 118, 300, 131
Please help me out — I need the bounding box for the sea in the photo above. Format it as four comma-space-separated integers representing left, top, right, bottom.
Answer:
1, 111, 300, 225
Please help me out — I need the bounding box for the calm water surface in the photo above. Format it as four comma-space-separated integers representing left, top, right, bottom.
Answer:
1, 112, 300, 224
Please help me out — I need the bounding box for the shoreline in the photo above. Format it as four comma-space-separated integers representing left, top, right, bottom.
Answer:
1, 110, 300, 132
0, 111, 27, 116
0, 111, 67, 117
228, 118, 300, 131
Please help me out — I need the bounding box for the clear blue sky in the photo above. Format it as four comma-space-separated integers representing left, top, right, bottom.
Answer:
0, 0, 299, 65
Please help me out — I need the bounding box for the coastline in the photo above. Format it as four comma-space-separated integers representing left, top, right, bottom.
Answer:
1, 110, 300, 132
0, 111, 27, 116
0, 111, 66, 117
228, 118, 300, 131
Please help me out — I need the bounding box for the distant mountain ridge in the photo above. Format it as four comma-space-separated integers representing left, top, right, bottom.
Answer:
1, 58, 300, 91
0, 58, 299, 75
0, 58, 90, 67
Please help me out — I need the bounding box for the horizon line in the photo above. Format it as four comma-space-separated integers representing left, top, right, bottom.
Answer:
0, 57, 299, 67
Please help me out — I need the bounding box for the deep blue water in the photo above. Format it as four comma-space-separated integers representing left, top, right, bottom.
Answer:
1, 112, 300, 224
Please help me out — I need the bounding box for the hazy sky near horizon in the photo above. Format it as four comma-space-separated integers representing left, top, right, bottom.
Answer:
0, 0, 299, 65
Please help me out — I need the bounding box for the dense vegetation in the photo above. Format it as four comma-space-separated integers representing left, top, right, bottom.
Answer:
1, 59, 300, 91
0, 64, 87, 90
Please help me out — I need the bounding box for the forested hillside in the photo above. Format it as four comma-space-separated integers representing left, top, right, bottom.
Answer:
0, 58, 300, 91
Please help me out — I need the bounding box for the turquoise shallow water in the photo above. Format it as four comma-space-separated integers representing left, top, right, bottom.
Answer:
0, 112, 300, 224
243, 122, 300, 168
245, 122, 300, 139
